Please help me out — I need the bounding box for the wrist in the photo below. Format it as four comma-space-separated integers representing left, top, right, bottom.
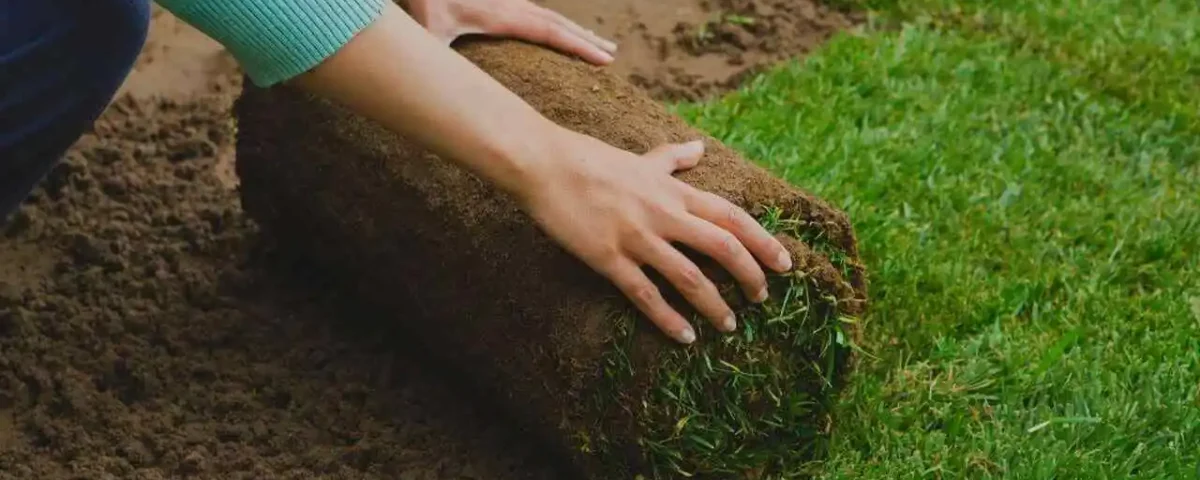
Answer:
476, 119, 575, 203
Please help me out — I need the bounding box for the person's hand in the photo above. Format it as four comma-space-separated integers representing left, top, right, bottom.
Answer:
402, 0, 618, 65
515, 131, 795, 345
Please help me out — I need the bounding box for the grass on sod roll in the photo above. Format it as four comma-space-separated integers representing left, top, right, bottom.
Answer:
669, 6, 1199, 478
584, 207, 860, 479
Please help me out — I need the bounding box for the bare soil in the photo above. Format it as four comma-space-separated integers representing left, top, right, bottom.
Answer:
534, 0, 861, 101
0, 1, 858, 478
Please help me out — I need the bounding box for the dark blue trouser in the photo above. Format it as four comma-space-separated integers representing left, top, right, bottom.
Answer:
0, 0, 151, 224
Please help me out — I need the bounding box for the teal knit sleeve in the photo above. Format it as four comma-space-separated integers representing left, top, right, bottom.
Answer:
154, 0, 387, 87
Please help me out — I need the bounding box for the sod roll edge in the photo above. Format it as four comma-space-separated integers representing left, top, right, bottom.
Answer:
233, 38, 868, 479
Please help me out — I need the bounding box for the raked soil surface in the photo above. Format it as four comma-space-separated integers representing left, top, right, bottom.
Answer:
0, 2, 857, 478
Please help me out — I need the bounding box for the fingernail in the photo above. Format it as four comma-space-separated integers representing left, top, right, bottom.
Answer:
720, 313, 737, 332
683, 140, 705, 155
776, 250, 793, 271
676, 326, 697, 344
588, 30, 618, 52
754, 286, 769, 303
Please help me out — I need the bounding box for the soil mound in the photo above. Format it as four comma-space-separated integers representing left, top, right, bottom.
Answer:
234, 38, 866, 479
0, 95, 559, 479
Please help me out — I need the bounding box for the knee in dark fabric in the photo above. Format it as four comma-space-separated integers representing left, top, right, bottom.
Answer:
0, 0, 152, 222
91, 0, 153, 76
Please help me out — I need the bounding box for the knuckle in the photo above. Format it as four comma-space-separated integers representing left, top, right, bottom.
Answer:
524, 20, 554, 39
625, 226, 658, 250
689, 188, 713, 204
632, 283, 661, 306
727, 202, 749, 228
644, 199, 674, 219
709, 194, 748, 226
676, 265, 705, 291
541, 25, 564, 41
457, 5, 488, 25
549, 24, 574, 41
593, 246, 623, 267
717, 232, 741, 257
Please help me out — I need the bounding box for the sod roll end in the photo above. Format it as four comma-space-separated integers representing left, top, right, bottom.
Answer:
234, 38, 868, 479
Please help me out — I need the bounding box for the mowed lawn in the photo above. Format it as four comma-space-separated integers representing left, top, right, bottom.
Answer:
675, 0, 1199, 477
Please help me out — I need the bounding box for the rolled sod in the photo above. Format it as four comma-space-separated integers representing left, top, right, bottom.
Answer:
233, 38, 868, 479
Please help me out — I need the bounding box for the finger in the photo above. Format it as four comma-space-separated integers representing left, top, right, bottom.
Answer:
644, 140, 705, 174
502, 11, 614, 65
597, 257, 697, 344
536, 6, 618, 54
445, 24, 486, 45
632, 237, 737, 333
689, 190, 794, 274
671, 212, 771, 304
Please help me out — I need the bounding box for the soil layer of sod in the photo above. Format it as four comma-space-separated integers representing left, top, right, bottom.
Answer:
234, 39, 868, 479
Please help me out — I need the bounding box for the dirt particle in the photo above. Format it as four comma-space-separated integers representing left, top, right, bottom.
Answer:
117, 439, 154, 467
168, 139, 215, 163
0, 409, 15, 451
178, 447, 208, 474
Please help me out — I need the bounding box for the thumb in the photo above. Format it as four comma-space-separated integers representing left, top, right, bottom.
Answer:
646, 140, 706, 174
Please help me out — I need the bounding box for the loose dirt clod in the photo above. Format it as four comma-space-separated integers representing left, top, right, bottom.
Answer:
234, 38, 867, 479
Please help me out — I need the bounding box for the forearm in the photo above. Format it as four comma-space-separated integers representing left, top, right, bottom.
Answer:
155, 0, 387, 87
288, 2, 565, 197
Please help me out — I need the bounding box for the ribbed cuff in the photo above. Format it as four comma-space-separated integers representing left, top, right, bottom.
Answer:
158, 0, 387, 86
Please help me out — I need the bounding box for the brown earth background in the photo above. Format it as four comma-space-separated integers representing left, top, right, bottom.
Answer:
0, 1, 859, 478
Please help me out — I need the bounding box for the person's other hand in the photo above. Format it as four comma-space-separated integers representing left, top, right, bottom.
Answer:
402, 0, 617, 65
515, 131, 794, 345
